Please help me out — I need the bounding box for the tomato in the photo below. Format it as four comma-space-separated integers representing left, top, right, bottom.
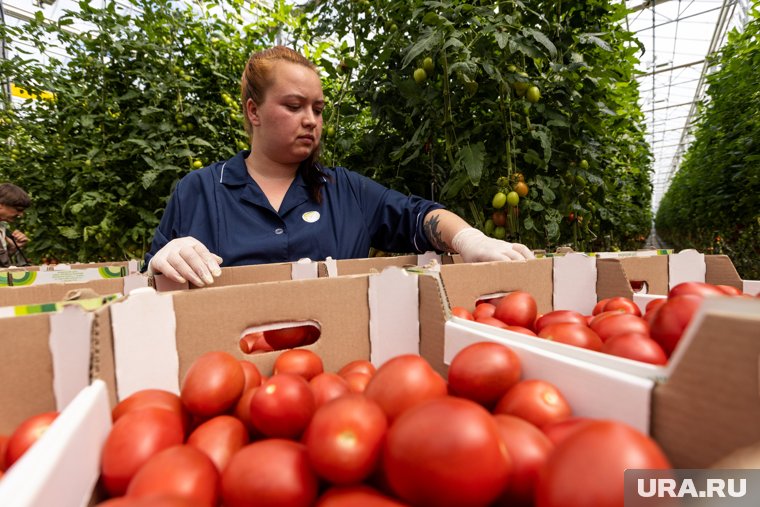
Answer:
472, 302, 496, 321
514, 181, 529, 198
475, 315, 510, 329
538, 323, 603, 351
221, 439, 319, 507
447, 342, 522, 409
505, 325, 538, 336
535, 420, 671, 507
0, 434, 9, 471
337, 359, 376, 378
101, 407, 185, 496
310, 372, 350, 407
590, 313, 650, 343
304, 394, 387, 485
492, 192, 507, 209
316, 485, 409, 506
413, 68, 427, 84
233, 388, 259, 436
506, 191, 520, 207
187, 415, 250, 473
492, 414, 554, 506
493, 291, 537, 330
239, 360, 263, 391
645, 297, 667, 316
668, 281, 725, 299
384, 397, 511, 507
716, 284, 742, 296
251, 333, 274, 353
4, 411, 58, 469
181, 351, 245, 418
264, 324, 318, 350
534, 310, 587, 333
525, 85, 541, 103
126, 445, 219, 507
494, 379, 572, 428
649, 294, 702, 356
273, 349, 324, 380
239, 332, 262, 354
342, 371, 373, 394
600, 296, 642, 317
491, 210, 507, 227
592, 298, 612, 315
95, 496, 206, 507
112, 389, 189, 434
540, 416, 595, 447
450, 306, 475, 320
364, 355, 447, 423
602, 333, 668, 365
249, 373, 316, 439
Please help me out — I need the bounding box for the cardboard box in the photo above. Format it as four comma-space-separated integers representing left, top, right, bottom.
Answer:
0, 381, 111, 507
0, 275, 148, 308
417, 258, 760, 468
320, 252, 441, 277
94, 268, 423, 404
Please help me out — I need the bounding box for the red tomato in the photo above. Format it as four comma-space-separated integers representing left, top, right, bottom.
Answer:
101, 407, 185, 496
232, 388, 261, 437
668, 281, 725, 299
540, 416, 595, 447
649, 294, 702, 356
112, 389, 189, 434
316, 485, 409, 506
538, 323, 603, 351
534, 310, 588, 333
249, 373, 316, 439
342, 371, 372, 394
95, 496, 207, 507
221, 439, 319, 507
535, 420, 671, 507
239, 360, 263, 391
337, 359, 376, 378
475, 315, 510, 329
602, 333, 668, 365
601, 296, 642, 317
126, 445, 219, 507
251, 333, 274, 353
472, 303, 497, 321
239, 332, 262, 354
363, 355, 447, 423
645, 298, 667, 315
716, 284, 742, 296
0, 434, 9, 471
505, 325, 538, 336
590, 312, 650, 343
304, 394, 387, 485
592, 298, 612, 315
273, 349, 324, 380
451, 306, 475, 320
492, 414, 554, 506
384, 397, 511, 507
4, 411, 58, 469
181, 351, 245, 418
493, 291, 538, 330
310, 372, 350, 407
264, 324, 318, 350
494, 379, 572, 428
187, 415, 250, 473
447, 342, 522, 409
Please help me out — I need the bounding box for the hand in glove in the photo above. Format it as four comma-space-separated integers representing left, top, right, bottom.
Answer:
451, 227, 534, 262
148, 236, 223, 286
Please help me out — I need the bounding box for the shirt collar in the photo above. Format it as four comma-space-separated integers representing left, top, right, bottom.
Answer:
219, 150, 308, 188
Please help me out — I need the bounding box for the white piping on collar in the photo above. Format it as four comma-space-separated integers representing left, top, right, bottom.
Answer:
219, 162, 227, 183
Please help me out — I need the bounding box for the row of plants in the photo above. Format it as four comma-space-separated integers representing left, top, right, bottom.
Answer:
655, 4, 760, 280
0, 0, 652, 264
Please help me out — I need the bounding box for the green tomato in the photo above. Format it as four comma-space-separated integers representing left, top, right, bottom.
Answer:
413, 68, 427, 84
423, 57, 434, 74
526, 86, 541, 103
493, 226, 507, 240
506, 191, 520, 207
327, 126, 336, 136
484, 219, 495, 236
492, 192, 507, 209
192, 159, 203, 169
579, 159, 589, 170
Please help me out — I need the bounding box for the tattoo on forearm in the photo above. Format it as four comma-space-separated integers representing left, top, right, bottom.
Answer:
424, 214, 452, 252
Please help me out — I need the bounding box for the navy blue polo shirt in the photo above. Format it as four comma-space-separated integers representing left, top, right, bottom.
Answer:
145, 151, 445, 266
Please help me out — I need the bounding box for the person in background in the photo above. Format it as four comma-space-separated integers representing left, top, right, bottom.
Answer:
0, 183, 31, 267
145, 46, 534, 286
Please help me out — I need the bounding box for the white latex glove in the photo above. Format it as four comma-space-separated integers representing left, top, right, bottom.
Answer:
148, 236, 223, 286
451, 227, 535, 262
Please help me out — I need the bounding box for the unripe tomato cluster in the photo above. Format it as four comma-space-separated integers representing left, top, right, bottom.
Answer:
452, 281, 748, 365
486, 173, 530, 240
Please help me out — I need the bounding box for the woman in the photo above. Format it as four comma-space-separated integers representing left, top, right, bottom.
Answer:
146, 46, 533, 287
0, 183, 31, 267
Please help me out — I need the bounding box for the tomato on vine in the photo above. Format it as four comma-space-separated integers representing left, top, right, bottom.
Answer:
526, 86, 541, 103
492, 192, 507, 209
514, 181, 529, 197
413, 68, 427, 84
506, 191, 520, 207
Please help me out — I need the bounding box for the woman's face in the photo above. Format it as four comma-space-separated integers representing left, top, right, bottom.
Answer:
248, 60, 324, 166
0, 204, 23, 222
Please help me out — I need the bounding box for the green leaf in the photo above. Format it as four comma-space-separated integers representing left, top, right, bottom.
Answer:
458, 142, 485, 185
495, 32, 510, 49
402, 31, 442, 69
579, 34, 611, 52
526, 28, 557, 59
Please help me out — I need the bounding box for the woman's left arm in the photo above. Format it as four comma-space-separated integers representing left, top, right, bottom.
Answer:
423, 209, 534, 261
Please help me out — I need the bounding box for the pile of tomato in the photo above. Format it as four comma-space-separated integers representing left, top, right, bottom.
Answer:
452, 281, 749, 365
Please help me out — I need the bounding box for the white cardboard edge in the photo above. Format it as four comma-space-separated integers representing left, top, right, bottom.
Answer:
323, 257, 338, 278
444, 319, 655, 434
368, 267, 420, 367
291, 258, 318, 280
633, 293, 666, 316
111, 287, 180, 400
742, 280, 760, 296
417, 251, 441, 267
0, 380, 112, 507
121, 273, 150, 294
49, 307, 93, 411
552, 253, 598, 315
668, 249, 706, 289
